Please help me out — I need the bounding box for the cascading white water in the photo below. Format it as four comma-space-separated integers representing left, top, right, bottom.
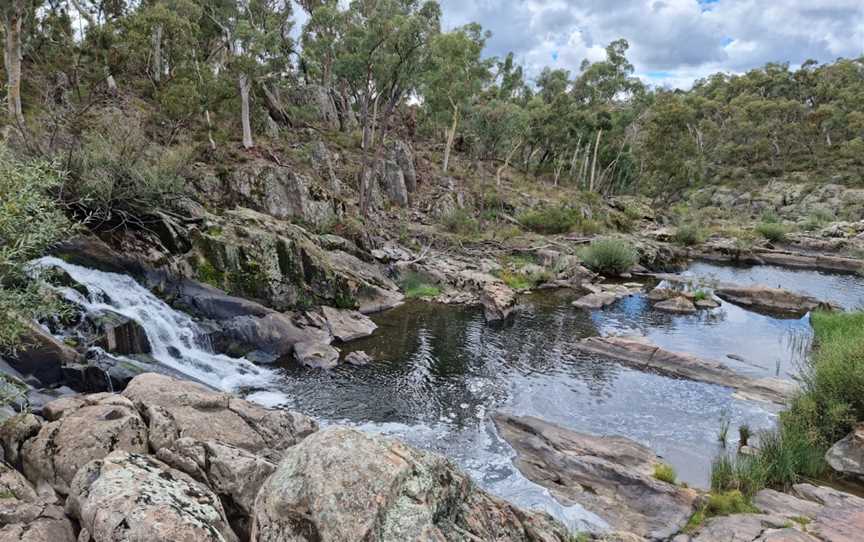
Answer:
29, 256, 285, 396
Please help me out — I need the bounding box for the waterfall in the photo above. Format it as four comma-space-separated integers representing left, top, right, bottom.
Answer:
29, 257, 284, 397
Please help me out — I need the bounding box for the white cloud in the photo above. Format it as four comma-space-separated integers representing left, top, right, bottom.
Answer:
438, 0, 864, 88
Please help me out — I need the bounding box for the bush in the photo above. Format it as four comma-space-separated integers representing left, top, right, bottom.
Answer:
579, 239, 638, 276
755, 222, 788, 243
399, 272, 441, 299
64, 111, 187, 227
518, 206, 580, 234
0, 147, 71, 351
440, 209, 480, 236
653, 463, 677, 484
673, 224, 706, 246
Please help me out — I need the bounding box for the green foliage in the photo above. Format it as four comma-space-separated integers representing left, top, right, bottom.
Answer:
802, 209, 836, 232
692, 290, 709, 302
755, 222, 788, 242
673, 224, 706, 246
685, 490, 759, 534
738, 424, 751, 447
64, 112, 187, 226
653, 463, 677, 484
579, 239, 638, 276
0, 147, 71, 351
517, 206, 581, 234
400, 272, 441, 299
440, 209, 480, 236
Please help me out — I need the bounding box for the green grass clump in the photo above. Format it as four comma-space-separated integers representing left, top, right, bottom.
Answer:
440, 209, 480, 236
710, 310, 864, 494
400, 272, 442, 299
496, 268, 552, 291
653, 463, 677, 484
693, 290, 709, 302
672, 224, 706, 246
578, 239, 638, 276
684, 490, 759, 533
755, 222, 788, 242
517, 206, 581, 234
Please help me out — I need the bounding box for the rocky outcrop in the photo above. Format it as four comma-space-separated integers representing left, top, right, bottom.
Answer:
190, 208, 401, 312
825, 423, 864, 479
218, 160, 342, 229
289, 84, 340, 131
0, 461, 76, 542
251, 426, 570, 542
715, 285, 837, 317
91, 310, 151, 355
66, 450, 238, 542
572, 283, 643, 310
480, 281, 517, 321
387, 139, 417, 194
20, 394, 148, 495
121, 373, 316, 460
575, 336, 795, 404
493, 413, 698, 540
681, 484, 864, 542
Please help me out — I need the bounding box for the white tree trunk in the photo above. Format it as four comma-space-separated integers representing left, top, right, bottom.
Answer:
443, 104, 459, 174
3, 6, 24, 128
589, 129, 602, 192
151, 24, 163, 83
239, 74, 254, 149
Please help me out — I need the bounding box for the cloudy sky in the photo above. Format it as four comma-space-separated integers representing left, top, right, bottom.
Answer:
436, 0, 864, 88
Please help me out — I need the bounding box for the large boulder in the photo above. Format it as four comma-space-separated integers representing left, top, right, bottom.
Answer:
576, 336, 795, 404
387, 139, 417, 194
289, 84, 340, 131
715, 285, 838, 318
654, 296, 697, 314
320, 306, 377, 342
65, 450, 238, 542
251, 426, 570, 542
493, 414, 697, 540
826, 423, 864, 479
6, 322, 80, 387
293, 341, 340, 370
20, 394, 148, 495
91, 310, 151, 355
121, 373, 317, 460
0, 461, 77, 542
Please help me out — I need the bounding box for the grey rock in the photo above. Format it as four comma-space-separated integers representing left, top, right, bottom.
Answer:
250, 426, 570, 542
493, 413, 698, 540
6, 322, 80, 387
91, 310, 151, 355
321, 306, 377, 342
654, 296, 698, 314
65, 450, 238, 542
480, 282, 517, 322
715, 285, 838, 318
294, 341, 340, 370
825, 423, 864, 478
344, 351, 373, 366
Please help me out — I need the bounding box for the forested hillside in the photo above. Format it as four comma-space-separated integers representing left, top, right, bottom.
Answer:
2, 0, 862, 205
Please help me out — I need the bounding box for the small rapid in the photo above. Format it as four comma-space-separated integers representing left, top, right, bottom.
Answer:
29, 257, 284, 396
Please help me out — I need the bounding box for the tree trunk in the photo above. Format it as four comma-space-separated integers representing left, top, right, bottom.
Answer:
239, 74, 254, 149
497, 139, 522, 188
442, 104, 459, 173
589, 129, 602, 192
261, 83, 292, 127
3, 5, 24, 129
151, 24, 163, 83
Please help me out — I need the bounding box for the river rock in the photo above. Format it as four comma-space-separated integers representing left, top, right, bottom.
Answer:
91, 310, 151, 355
654, 296, 697, 314
0, 462, 76, 542
646, 287, 676, 302
480, 281, 517, 322
695, 298, 721, 309
826, 423, 864, 478
0, 414, 42, 469
65, 450, 238, 542
575, 336, 795, 404
344, 351, 373, 366
20, 394, 148, 495
6, 322, 80, 387
250, 426, 570, 542
320, 306, 377, 342
493, 413, 698, 540
294, 341, 340, 369
572, 291, 619, 309
715, 285, 837, 318
121, 373, 317, 460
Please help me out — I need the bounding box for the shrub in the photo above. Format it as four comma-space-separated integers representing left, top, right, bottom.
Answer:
578, 239, 638, 276
653, 463, 677, 484
685, 489, 759, 533
755, 222, 788, 243
738, 424, 751, 447
0, 147, 72, 352
440, 209, 480, 236
518, 206, 580, 234
673, 224, 706, 246
63, 111, 187, 228
400, 272, 441, 299
693, 290, 709, 302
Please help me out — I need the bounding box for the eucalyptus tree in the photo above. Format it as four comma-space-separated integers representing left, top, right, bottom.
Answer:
420, 23, 491, 173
